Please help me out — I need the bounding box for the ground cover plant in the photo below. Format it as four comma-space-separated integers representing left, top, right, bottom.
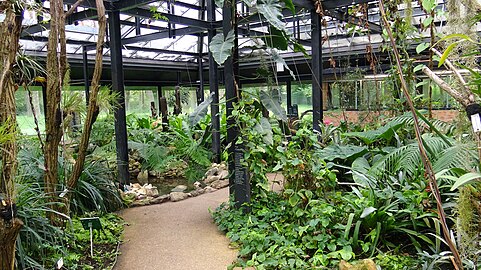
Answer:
213, 89, 481, 269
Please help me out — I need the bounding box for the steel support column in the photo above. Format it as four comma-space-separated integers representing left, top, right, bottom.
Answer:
224, 0, 250, 207
207, 0, 220, 163
109, 9, 130, 187
311, 9, 323, 132
157, 85, 163, 115
82, 46, 90, 105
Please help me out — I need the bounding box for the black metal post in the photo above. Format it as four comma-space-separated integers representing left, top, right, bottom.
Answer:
157, 85, 163, 116
287, 79, 292, 108
109, 9, 130, 187
82, 46, 90, 106
135, 16, 141, 35
311, 9, 323, 132
224, 0, 249, 207
207, 0, 221, 163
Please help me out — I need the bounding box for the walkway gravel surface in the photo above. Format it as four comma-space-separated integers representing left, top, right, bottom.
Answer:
114, 188, 237, 270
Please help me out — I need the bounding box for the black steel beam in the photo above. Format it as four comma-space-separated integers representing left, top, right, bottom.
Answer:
108, 10, 130, 186
311, 10, 323, 132
325, 9, 382, 33
121, 20, 166, 31
207, 0, 221, 164
123, 7, 211, 29
115, 0, 201, 11
120, 26, 204, 44
322, 0, 374, 10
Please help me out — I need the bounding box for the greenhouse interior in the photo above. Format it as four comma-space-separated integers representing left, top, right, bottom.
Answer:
1, 0, 481, 269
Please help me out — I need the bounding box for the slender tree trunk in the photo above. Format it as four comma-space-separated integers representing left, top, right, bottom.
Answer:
0, 3, 24, 269
64, 0, 106, 210
44, 0, 64, 224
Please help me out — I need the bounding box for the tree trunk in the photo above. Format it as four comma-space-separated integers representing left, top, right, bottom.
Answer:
0, 3, 24, 269
64, 0, 106, 210
0, 218, 23, 270
44, 0, 65, 224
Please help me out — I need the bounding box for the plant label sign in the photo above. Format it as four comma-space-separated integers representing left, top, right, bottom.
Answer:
234, 148, 250, 208
471, 113, 481, 132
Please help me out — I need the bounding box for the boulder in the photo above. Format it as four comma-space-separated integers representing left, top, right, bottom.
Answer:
170, 192, 189, 202
131, 198, 151, 207
205, 167, 219, 177
189, 188, 205, 197
205, 175, 220, 184
210, 179, 229, 189
145, 184, 159, 197
171, 185, 187, 193
137, 170, 149, 185
218, 170, 229, 180
151, 194, 170, 204
193, 181, 202, 188
131, 183, 142, 189
203, 186, 217, 193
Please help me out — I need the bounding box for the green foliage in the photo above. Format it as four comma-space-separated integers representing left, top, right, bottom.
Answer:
343, 122, 403, 145
188, 93, 213, 126
209, 30, 235, 65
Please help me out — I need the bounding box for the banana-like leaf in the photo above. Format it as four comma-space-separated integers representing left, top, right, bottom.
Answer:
259, 89, 287, 121
343, 122, 403, 145
209, 30, 235, 65
188, 93, 214, 126
316, 144, 367, 161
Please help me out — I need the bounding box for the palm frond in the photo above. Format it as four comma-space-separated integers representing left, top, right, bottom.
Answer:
433, 143, 478, 172
369, 136, 454, 179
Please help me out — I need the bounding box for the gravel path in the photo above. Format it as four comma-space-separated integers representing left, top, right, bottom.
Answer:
114, 188, 237, 270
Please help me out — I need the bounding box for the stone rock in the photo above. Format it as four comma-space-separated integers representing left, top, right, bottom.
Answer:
193, 181, 202, 188
205, 175, 220, 184
137, 170, 149, 185
339, 259, 376, 270
171, 185, 187, 193
189, 188, 205, 197
150, 194, 170, 204
205, 167, 219, 177
218, 170, 229, 180
203, 186, 217, 193
170, 192, 189, 202
131, 183, 142, 189
131, 198, 151, 207
144, 184, 159, 197
218, 163, 227, 171
210, 179, 229, 189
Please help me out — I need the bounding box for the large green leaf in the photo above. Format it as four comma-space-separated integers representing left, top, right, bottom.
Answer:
262, 26, 288, 51
209, 30, 235, 65
259, 89, 287, 121
188, 93, 213, 126
343, 122, 403, 145
254, 117, 273, 145
317, 145, 367, 161
257, 0, 286, 32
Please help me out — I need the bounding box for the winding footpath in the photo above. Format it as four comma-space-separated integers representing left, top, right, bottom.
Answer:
114, 188, 237, 270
